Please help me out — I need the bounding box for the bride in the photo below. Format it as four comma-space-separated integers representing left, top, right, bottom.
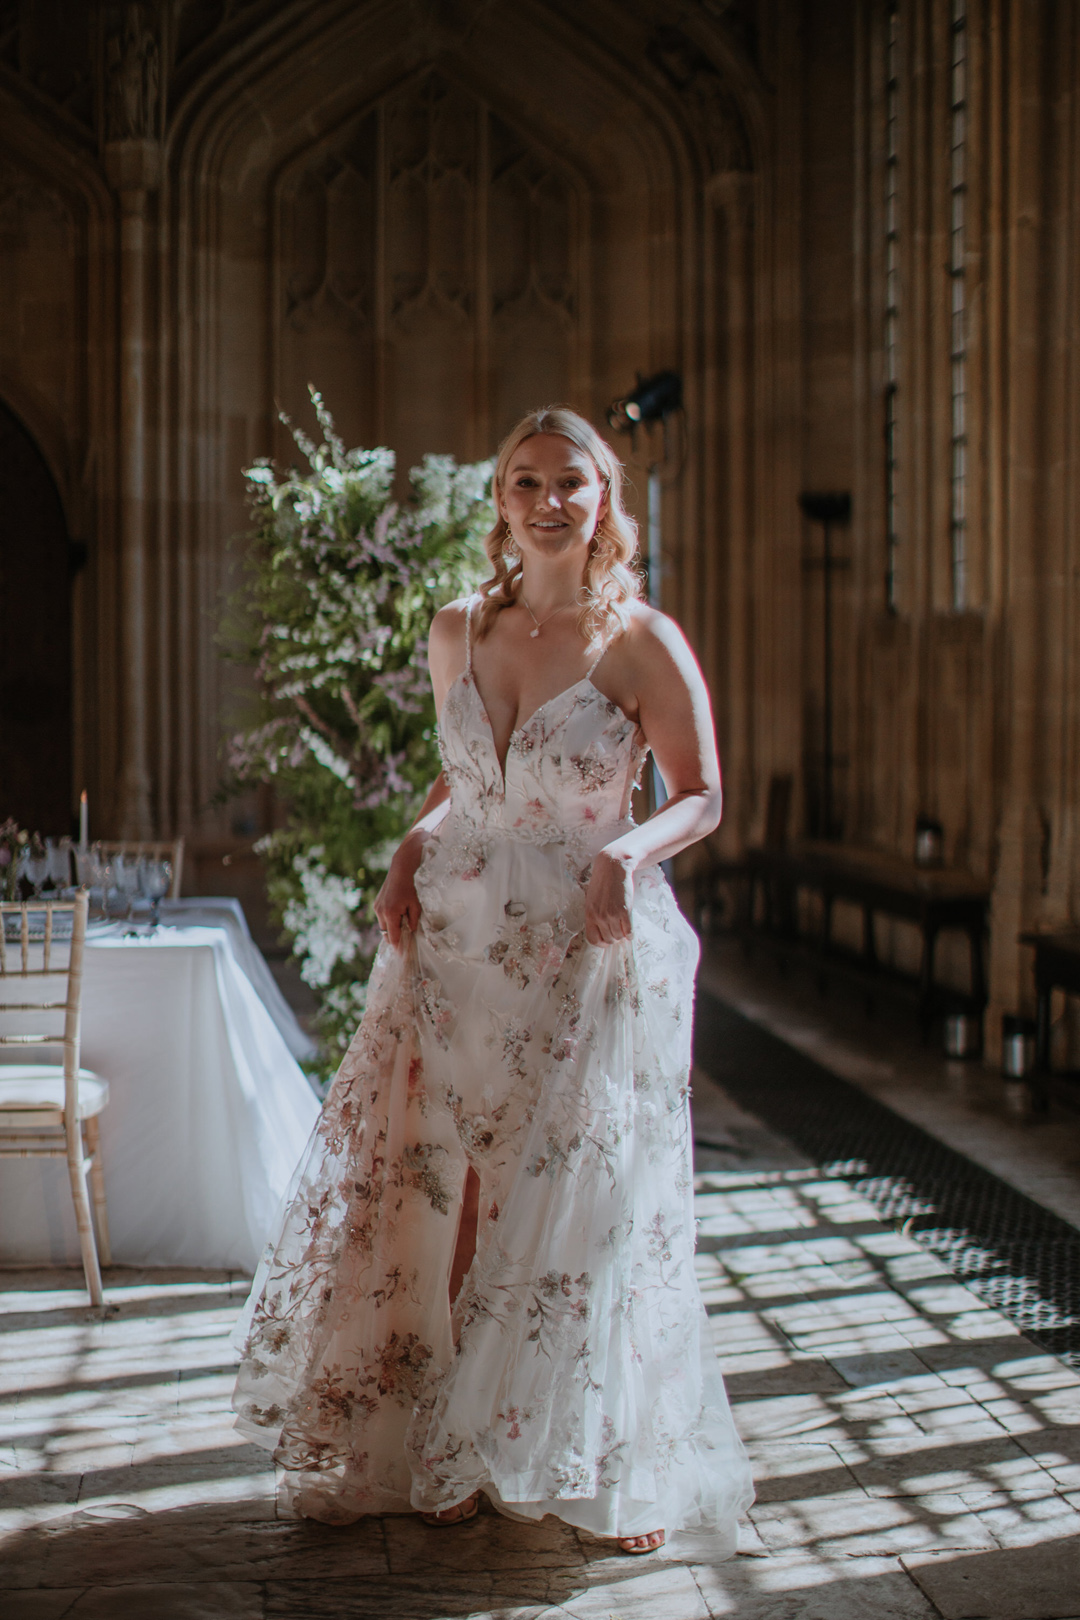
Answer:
233, 406, 754, 1556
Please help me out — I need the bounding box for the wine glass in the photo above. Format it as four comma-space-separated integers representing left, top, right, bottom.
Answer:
25, 840, 49, 900
46, 838, 72, 896
114, 852, 142, 922
75, 844, 108, 918
139, 858, 172, 928
98, 849, 123, 919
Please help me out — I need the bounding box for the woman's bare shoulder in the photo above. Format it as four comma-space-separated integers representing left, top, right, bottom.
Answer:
429, 598, 473, 659
609, 601, 698, 679
431, 596, 473, 634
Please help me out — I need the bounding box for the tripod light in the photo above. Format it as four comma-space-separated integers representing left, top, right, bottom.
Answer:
798, 490, 852, 840
607, 370, 683, 433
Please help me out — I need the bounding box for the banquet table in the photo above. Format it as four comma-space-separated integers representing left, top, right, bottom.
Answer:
0, 915, 321, 1273
141, 896, 317, 1063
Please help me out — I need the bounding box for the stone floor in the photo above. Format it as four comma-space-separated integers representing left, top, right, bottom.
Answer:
3, 1021, 1080, 1616
698, 935, 1080, 1233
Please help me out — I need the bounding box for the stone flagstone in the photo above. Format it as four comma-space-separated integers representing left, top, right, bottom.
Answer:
1, 1069, 1079, 1618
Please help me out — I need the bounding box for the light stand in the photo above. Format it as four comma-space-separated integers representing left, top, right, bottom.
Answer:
608, 370, 683, 614
798, 491, 852, 841
607, 372, 685, 869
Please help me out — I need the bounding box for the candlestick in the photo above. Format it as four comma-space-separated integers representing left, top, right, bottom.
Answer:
79, 790, 88, 851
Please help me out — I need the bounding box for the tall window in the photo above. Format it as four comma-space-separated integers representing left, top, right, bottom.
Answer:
884, 0, 901, 611
948, 0, 968, 609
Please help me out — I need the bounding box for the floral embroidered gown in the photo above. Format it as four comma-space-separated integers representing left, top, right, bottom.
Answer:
233, 599, 754, 1544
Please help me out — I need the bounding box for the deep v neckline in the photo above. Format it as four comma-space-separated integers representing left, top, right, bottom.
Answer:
454, 669, 603, 787
452, 596, 634, 789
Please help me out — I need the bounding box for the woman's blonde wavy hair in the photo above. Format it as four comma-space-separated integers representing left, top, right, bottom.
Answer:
474, 406, 642, 647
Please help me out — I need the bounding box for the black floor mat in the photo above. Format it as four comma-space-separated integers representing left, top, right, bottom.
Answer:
694, 989, 1080, 1368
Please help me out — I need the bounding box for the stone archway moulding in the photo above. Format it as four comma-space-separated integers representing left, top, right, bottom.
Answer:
267, 61, 595, 468
152, 2, 777, 847
4, 0, 790, 862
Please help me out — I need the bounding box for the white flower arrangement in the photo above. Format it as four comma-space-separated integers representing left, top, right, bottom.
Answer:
278, 848, 372, 988
226, 389, 493, 1073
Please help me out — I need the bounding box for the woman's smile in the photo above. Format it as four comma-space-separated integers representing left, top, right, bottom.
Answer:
500, 432, 608, 555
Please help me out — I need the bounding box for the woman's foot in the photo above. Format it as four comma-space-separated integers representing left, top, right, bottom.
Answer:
421, 1492, 481, 1527
617, 1529, 666, 1555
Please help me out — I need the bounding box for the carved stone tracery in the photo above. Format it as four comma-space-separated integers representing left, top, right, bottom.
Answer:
285, 126, 377, 333
386, 74, 476, 330
490, 116, 575, 327
104, 3, 161, 142
0, 1, 761, 859
648, 24, 752, 172
278, 69, 581, 456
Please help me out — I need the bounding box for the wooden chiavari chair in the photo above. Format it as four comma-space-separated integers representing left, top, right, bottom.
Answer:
0, 894, 111, 1304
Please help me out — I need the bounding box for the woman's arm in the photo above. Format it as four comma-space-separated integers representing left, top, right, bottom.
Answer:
373, 600, 470, 947
373, 772, 451, 946
584, 611, 722, 945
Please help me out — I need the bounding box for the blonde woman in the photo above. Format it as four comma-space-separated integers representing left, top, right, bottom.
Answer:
234, 407, 753, 1556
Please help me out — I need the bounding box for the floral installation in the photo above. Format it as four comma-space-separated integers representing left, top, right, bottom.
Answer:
225, 388, 493, 1072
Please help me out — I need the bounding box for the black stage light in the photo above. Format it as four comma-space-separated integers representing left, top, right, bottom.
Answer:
797, 491, 852, 525
608, 370, 683, 432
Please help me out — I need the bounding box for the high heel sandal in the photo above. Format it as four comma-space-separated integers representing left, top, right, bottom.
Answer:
421, 1492, 481, 1527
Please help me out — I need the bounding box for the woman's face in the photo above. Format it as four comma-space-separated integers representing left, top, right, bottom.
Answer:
500, 434, 607, 565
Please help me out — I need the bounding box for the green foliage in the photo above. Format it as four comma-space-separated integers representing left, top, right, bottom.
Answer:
226, 390, 493, 1071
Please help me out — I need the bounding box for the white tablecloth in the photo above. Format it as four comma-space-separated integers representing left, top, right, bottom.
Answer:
150, 898, 317, 1062
0, 925, 321, 1272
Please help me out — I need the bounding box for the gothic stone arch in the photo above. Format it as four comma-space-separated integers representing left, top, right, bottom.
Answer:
161, 5, 772, 851
272, 67, 589, 479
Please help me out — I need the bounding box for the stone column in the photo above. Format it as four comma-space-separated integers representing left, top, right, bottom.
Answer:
706, 173, 755, 851
986, 0, 1048, 1054
104, 137, 158, 839
99, 2, 164, 839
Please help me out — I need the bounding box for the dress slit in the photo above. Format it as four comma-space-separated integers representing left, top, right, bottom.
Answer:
449, 1165, 481, 1321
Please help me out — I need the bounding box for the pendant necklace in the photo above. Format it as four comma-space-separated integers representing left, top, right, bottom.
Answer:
521, 597, 577, 638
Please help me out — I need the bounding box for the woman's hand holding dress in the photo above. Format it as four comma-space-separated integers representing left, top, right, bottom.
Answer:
374, 837, 424, 947
584, 849, 635, 944
374, 771, 452, 947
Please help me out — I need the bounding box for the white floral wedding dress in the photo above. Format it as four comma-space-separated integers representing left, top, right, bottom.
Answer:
233, 600, 754, 1545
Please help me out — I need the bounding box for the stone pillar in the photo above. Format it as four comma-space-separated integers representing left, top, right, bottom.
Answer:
986, 0, 1047, 1056
706, 173, 755, 851
99, 3, 165, 839
104, 137, 158, 839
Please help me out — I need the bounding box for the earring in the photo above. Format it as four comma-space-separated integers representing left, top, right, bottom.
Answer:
503, 522, 519, 559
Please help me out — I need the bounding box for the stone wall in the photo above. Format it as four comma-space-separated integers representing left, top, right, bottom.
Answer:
2, 0, 1079, 1041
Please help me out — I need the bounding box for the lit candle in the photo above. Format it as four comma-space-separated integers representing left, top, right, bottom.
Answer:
79, 790, 88, 851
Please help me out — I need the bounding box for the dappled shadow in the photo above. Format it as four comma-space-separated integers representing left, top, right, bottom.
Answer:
0, 1497, 594, 1615
2, 1091, 1080, 1617
12, 1496, 1076, 1620
695, 991, 1080, 1367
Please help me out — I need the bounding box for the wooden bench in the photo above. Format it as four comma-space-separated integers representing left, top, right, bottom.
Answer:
748, 840, 990, 1034
1021, 930, 1080, 1113
694, 775, 793, 934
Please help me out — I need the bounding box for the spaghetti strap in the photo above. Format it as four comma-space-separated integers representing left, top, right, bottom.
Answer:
464, 595, 475, 677
585, 640, 608, 680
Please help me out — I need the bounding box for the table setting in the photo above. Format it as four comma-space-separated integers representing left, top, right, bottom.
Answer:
0, 807, 321, 1275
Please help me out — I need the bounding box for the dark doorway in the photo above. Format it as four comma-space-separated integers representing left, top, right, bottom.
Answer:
0, 401, 74, 834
